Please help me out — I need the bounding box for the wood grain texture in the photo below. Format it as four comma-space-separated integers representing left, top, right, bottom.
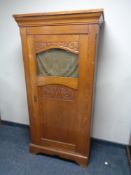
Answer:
37, 76, 78, 89
30, 143, 88, 166
34, 35, 79, 54
13, 9, 104, 17
13, 9, 104, 166
13, 9, 104, 27
27, 25, 89, 35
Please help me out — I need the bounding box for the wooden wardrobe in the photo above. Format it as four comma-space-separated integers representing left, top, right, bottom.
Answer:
13, 9, 104, 166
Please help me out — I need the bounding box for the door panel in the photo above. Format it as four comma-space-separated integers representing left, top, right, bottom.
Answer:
38, 85, 78, 147
27, 33, 89, 154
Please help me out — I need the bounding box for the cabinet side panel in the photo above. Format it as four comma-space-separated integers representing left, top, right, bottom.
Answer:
20, 28, 40, 144
86, 24, 99, 155
76, 25, 98, 156
76, 34, 89, 155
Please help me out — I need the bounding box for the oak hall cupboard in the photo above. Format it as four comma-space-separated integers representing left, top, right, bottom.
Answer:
13, 9, 104, 166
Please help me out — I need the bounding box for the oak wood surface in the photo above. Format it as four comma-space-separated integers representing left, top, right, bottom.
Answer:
13, 9, 104, 17
34, 35, 79, 54
27, 25, 89, 35
13, 9, 104, 27
14, 9, 104, 166
37, 76, 78, 89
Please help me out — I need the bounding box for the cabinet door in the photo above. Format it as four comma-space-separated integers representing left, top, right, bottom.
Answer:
27, 30, 90, 155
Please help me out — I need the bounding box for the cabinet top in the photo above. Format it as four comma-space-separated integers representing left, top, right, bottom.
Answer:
13, 9, 104, 27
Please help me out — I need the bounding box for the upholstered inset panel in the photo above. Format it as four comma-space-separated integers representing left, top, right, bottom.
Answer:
36, 48, 78, 78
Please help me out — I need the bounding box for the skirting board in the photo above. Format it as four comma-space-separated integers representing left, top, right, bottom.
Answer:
127, 146, 131, 166
1, 120, 127, 148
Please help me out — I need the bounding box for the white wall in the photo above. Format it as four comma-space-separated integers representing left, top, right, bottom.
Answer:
0, 0, 131, 144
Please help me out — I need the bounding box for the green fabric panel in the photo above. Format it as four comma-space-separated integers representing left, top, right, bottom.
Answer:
36, 49, 78, 78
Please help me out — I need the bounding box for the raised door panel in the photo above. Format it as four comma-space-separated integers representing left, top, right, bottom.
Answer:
38, 84, 78, 152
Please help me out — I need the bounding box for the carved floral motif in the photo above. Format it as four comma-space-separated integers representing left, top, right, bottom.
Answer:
39, 85, 76, 101
35, 41, 79, 53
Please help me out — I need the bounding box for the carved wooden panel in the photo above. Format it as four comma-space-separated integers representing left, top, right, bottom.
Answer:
38, 85, 77, 101
35, 41, 79, 54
